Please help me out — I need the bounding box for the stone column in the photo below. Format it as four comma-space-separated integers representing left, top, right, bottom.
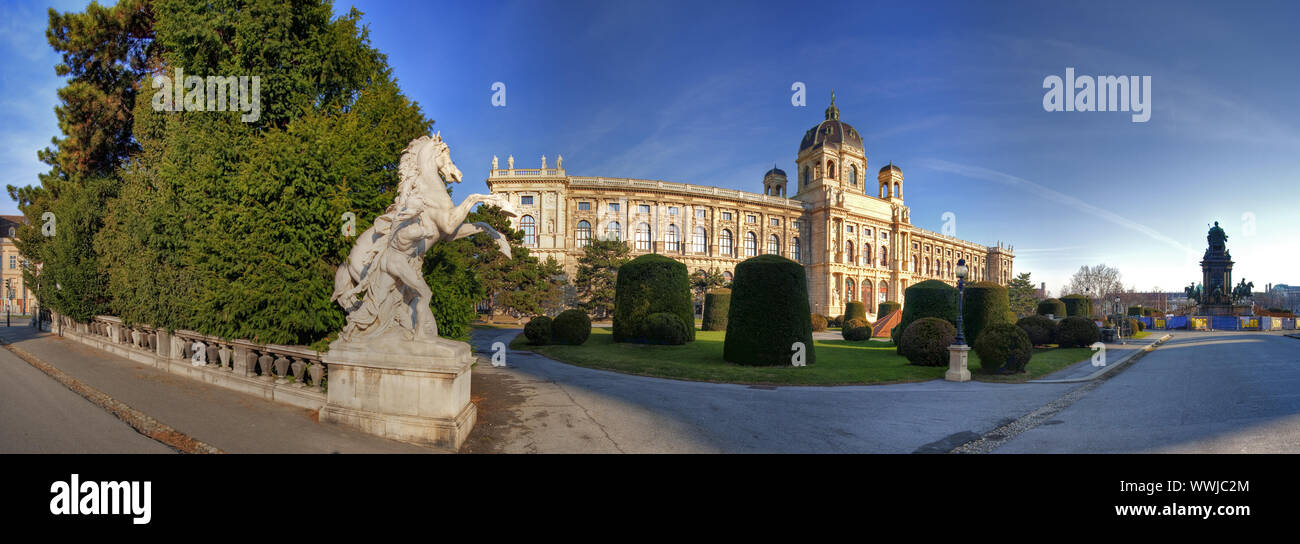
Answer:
946, 344, 971, 382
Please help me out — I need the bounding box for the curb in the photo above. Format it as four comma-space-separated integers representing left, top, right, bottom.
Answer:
0, 331, 224, 454
1028, 333, 1173, 384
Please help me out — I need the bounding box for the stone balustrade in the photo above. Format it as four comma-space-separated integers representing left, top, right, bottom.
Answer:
56, 313, 327, 411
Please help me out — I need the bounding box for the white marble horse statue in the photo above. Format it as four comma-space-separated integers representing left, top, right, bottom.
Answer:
331, 133, 516, 344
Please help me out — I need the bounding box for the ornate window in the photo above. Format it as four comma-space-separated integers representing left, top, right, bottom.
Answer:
521, 195, 534, 206
864, 244, 872, 266
720, 229, 733, 256
576, 220, 591, 247
863, 282, 873, 305
768, 234, 780, 255
692, 227, 707, 253
791, 237, 801, 262
666, 224, 680, 252
826, 160, 836, 179
846, 242, 855, 264
879, 280, 889, 303
803, 166, 811, 186
609, 203, 620, 213
606, 221, 622, 241
925, 258, 931, 275
881, 246, 889, 267
846, 278, 856, 301
577, 201, 591, 211
521, 215, 536, 247
635, 223, 651, 250
744, 232, 757, 257
695, 208, 706, 219
850, 164, 858, 186
638, 204, 650, 213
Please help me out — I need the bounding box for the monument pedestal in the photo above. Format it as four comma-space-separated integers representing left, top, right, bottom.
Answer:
321, 335, 477, 450
945, 344, 971, 382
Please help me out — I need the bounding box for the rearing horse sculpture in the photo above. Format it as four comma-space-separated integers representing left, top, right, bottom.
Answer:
331, 133, 516, 343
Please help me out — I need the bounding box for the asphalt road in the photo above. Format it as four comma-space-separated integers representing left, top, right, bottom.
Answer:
0, 338, 174, 454
996, 331, 1300, 453
470, 328, 1081, 453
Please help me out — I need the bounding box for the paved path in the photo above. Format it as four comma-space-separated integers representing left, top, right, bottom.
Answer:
0, 339, 174, 453
0, 325, 433, 453
468, 328, 1083, 453
996, 330, 1300, 453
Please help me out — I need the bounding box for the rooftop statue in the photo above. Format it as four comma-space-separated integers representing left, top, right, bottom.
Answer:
331, 133, 516, 345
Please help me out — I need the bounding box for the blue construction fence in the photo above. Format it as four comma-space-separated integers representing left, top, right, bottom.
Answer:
1139, 316, 1296, 330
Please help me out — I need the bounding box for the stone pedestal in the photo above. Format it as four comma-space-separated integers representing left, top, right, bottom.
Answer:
321, 334, 477, 451
945, 344, 971, 382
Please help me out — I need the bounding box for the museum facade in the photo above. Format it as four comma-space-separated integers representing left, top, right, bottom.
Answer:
486, 99, 1014, 318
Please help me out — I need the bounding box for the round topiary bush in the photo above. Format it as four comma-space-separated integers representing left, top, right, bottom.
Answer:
613, 254, 694, 344
877, 301, 901, 317
524, 316, 553, 345
844, 301, 867, 323
1124, 317, 1141, 336
829, 315, 843, 328
702, 288, 731, 331
1036, 298, 1066, 317
963, 281, 1012, 345
1056, 316, 1100, 348
811, 314, 828, 332
551, 309, 591, 345
643, 312, 689, 345
1137, 320, 1146, 331
724, 255, 815, 366
1016, 315, 1057, 346
842, 318, 872, 341
892, 280, 958, 352
1060, 294, 1092, 318
974, 322, 1033, 373
900, 317, 956, 366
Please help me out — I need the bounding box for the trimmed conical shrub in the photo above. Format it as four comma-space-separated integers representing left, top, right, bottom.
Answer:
724, 255, 814, 366
963, 281, 1013, 345
613, 254, 694, 343
702, 288, 731, 331
892, 280, 958, 352
844, 301, 867, 323
1036, 298, 1066, 317
1061, 294, 1092, 318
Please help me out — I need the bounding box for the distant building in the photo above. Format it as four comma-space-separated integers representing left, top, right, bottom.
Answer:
0, 215, 31, 314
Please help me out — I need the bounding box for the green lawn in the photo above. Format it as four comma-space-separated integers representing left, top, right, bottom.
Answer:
513, 327, 1095, 386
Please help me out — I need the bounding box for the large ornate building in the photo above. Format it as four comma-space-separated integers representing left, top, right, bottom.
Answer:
486, 98, 1014, 318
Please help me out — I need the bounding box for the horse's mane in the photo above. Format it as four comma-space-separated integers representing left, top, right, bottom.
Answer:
395, 134, 443, 207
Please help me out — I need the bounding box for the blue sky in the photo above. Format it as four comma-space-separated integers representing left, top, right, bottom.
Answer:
1, 0, 1298, 294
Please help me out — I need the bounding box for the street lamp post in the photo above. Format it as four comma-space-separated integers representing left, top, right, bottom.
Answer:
946, 259, 971, 382
1115, 296, 1125, 345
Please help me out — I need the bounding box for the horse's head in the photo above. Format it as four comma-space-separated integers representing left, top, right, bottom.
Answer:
426, 131, 463, 184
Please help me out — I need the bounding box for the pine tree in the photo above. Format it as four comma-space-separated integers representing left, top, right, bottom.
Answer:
1008, 272, 1038, 318
574, 239, 630, 318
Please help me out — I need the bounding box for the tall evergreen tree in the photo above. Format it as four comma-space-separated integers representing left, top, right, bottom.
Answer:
574, 239, 630, 318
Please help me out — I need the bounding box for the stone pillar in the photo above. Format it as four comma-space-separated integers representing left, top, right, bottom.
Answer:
155, 330, 171, 358
946, 344, 971, 382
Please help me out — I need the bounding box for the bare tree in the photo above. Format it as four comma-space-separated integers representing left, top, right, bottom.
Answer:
1064, 264, 1125, 315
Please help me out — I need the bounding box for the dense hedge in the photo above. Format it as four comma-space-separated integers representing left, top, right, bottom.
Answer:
829, 315, 843, 328
1056, 316, 1100, 348
551, 309, 591, 345
1126, 305, 1143, 317
1016, 315, 1057, 346
524, 316, 553, 345
1036, 298, 1066, 317
892, 280, 958, 352
811, 314, 828, 332
842, 318, 872, 341
1061, 294, 1092, 318
702, 288, 731, 331
723, 255, 815, 366
877, 301, 901, 317
900, 317, 956, 366
644, 312, 689, 345
963, 281, 1012, 345
612, 254, 694, 343
844, 301, 867, 323
1124, 317, 1141, 336
974, 323, 1033, 373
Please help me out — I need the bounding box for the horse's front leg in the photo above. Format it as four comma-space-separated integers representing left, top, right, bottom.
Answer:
448, 221, 512, 259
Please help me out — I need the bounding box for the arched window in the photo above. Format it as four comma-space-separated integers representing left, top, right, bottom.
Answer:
846, 242, 855, 264
791, 237, 801, 262
846, 278, 856, 301
862, 282, 873, 306
607, 221, 621, 241
864, 244, 872, 266
720, 229, 733, 256
911, 255, 918, 273
723, 271, 733, 282
520, 215, 536, 247
925, 258, 931, 275
692, 227, 707, 253
850, 164, 858, 186
768, 234, 780, 255
635, 222, 651, 250
803, 167, 810, 186
576, 220, 591, 247
744, 232, 757, 257
894, 182, 900, 198
880, 184, 888, 199
826, 160, 835, 179
666, 224, 680, 252
879, 280, 889, 303
881, 246, 888, 267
